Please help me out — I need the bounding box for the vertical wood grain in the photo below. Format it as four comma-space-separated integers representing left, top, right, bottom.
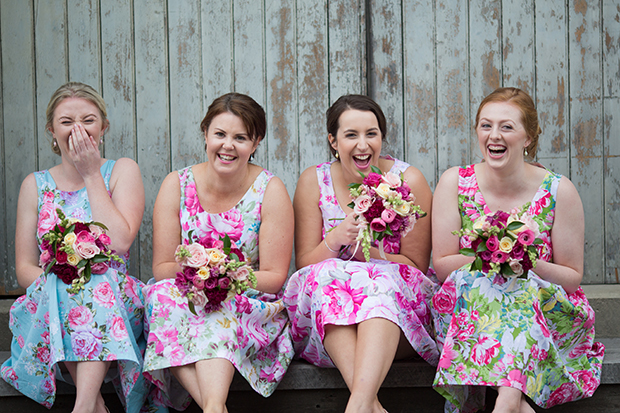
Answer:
436, 0, 469, 173
0, 0, 36, 293
265, 0, 298, 195
296, 0, 329, 171
0, 1, 5, 291
168, 0, 204, 170
202, 1, 234, 107
134, 0, 170, 281
233, 0, 267, 165
603, 1, 620, 97
34, 0, 68, 172
569, 0, 603, 284
502, 0, 535, 93
604, 97, 620, 283
67, 0, 101, 90
368, 0, 404, 161
468, 0, 501, 163
535, 1, 569, 175
402, 0, 437, 187
328, 0, 366, 102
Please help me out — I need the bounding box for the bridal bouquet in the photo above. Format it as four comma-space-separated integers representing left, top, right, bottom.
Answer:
39, 209, 123, 294
454, 205, 542, 278
174, 234, 257, 314
348, 166, 426, 261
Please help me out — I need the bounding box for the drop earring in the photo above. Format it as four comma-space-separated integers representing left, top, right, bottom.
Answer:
335, 151, 339, 159
53, 139, 57, 148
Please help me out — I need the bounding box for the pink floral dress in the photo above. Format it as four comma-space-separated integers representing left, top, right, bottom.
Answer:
432, 165, 605, 412
142, 166, 294, 410
0, 161, 162, 413
283, 158, 440, 367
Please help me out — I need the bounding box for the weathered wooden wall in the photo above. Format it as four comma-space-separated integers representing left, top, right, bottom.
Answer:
1, 0, 618, 293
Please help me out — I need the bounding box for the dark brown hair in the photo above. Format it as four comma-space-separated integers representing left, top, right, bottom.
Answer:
200, 93, 266, 142
326, 95, 387, 158
475, 87, 541, 160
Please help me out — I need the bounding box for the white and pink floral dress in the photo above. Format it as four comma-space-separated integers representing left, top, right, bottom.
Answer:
283, 158, 440, 367
432, 165, 605, 412
0, 160, 160, 413
142, 166, 294, 410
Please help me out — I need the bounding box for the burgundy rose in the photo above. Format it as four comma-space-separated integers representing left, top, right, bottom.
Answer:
511, 244, 525, 260
389, 215, 404, 231
491, 251, 508, 264
56, 250, 68, 264
72, 222, 90, 234
486, 235, 499, 252
51, 263, 78, 284
205, 276, 218, 289
40, 239, 52, 253
90, 262, 109, 275
364, 199, 384, 221
193, 277, 205, 289
480, 250, 493, 262
204, 288, 228, 312
229, 247, 245, 262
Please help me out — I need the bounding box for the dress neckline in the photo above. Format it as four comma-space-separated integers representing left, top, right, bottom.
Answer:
44, 160, 112, 193
470, 164, 550, 215
188, 166, 266, 215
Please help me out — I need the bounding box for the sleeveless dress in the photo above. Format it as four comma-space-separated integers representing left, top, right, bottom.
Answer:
0, 160, 160, 413
142, 166, 294, 410
283, 158, 440, 367
431, 165, 605, 412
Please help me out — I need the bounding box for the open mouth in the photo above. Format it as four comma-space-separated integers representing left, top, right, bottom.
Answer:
487, 145, 506, 157
218, 153, 236, 162
353, 154, 372, 168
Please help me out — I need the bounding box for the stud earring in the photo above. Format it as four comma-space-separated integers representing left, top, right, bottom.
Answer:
53, 139, 57, 148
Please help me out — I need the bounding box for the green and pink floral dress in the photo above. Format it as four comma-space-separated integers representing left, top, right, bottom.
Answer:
432, 164, 605, 412
142, 166, 294, 410
0, 160, 162, 412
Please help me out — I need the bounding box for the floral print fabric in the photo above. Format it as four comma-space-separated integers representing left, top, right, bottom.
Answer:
0, 161, 159, 412
142, 166, 294, 410
432, 164, 605, 412
283, 158, 440, 367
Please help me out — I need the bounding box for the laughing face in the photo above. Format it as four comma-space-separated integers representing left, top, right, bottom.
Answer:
476, 102, 531, 169
329, 109, 382, 183
205, 111, 258, 175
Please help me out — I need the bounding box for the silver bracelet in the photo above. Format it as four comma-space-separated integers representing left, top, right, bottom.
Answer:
324, 238, 338, 253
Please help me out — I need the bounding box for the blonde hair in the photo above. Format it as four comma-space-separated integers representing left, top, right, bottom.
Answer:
475, 87, 541, 160
46, 82, 109, 155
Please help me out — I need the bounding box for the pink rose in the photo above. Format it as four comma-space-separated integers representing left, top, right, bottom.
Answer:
68, 306, 94, 328
191, 290, 208, 307
90, 262, 109, 275
109, 316, 128, 340
36, 346, 50, 363
201, 210, 244, 242
25, 300, 38, 314
37, 203, 60, 238
353, 194, 373, 214
491, 250, 508, 264
517, 229, 535, 246
76, 230, 95, 244
381, 208, 396, 223
363, 172, 382, 187
486, 235, 499, 252
432, 282, 456, 314
88, 224, 104, 237
92, 282, 116, 309
382, 171, 402, 187
185, 243, 209, 268
97, 233, 111, 246
71, 325, 103, 358
508, 260, 523, 276
370, 217, 386, 233
218, 277, 230, 289
231, 266, 250, 282
74, 241, 100, 259
39, 250, 52, 267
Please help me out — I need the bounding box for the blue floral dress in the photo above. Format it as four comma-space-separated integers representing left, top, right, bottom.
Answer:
432, 165, 605, 412
142, 166, 294, 410
0, 160, 163, 412
283, 158, 440, 367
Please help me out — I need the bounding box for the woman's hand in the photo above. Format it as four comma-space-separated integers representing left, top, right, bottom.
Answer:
325, 212, 363, 251
68, 123, 102, 180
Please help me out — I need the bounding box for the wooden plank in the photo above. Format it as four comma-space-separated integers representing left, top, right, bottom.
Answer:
134, 0, 170, 281
34, 0, 68, 172
0, 0, 36, 293
368, 0, 403, 161
168, 0, 204, 170
604, 97, 620, 284
296, 0, 329, 171
436, 0, 469, 173
402, 0, 437, 187
100, 0, 140, 277
328, 0, 366, 102
468, 0, 501, 164
233, 0, 267, 166
535, 1, 569, 165
603, 0, 620, 97
569, 0, 603, 284
265, 0, 298, 195
202, 1, 233, 106
502, 0, 535, 93
0, 3, 5, 293
67, 0, 101, 89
